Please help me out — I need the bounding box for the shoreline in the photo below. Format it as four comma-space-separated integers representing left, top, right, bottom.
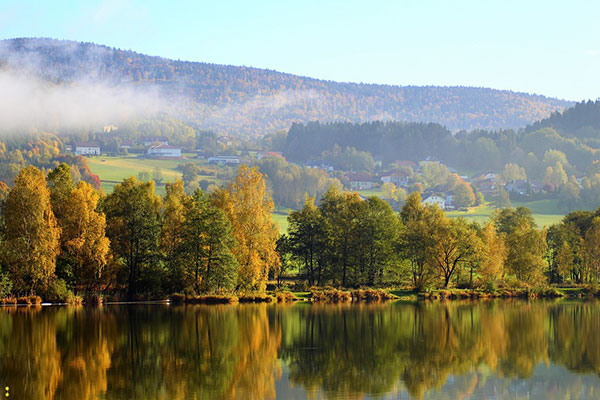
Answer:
2, 286, 599, 307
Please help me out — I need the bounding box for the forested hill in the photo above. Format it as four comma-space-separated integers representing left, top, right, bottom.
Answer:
524, 100, 600, 139
0, 38, 572, 136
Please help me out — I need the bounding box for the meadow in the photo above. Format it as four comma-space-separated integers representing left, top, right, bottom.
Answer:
87, 154, 217, 195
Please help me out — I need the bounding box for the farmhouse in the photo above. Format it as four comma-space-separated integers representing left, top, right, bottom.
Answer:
422, 194, 446, 209
208, 155, 240, 165
346, 172, 375, 190
75, 142, 101, 156
147, 144, 182, 158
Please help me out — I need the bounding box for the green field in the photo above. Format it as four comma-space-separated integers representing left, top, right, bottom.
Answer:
87, 154, 217, 195
447, 199, 564, 227
273, 208, 290, 234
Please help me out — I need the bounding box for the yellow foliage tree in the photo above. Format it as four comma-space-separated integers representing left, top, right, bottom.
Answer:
1, 166, 60, 294
61, 181, 110, 293
479, 223, 507, 284
212, 166, 280, 292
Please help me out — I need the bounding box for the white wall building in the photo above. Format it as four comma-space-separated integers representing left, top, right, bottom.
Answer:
147, 144, 181, 158
75, 142, 101, 156
422, 195, 446, 209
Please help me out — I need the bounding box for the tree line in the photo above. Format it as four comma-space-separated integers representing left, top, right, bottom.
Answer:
280, 188, 600, 290
0, 164, 279, 300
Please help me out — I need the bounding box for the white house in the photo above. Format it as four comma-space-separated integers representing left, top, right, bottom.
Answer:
346, 172, 374, 190
208, 156, 240, 165
75, 142, 101, 156
422, 194, 446, 209
147, 144, 181, 158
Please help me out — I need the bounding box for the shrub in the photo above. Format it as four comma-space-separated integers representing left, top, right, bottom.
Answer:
66, 293, 83, 306
275, 291, 298, 303
0, 274, 12, 299
17, 296, 31, 305
238, 293, 274, 303
28, 295, 42, 305
42, 279, 72, 303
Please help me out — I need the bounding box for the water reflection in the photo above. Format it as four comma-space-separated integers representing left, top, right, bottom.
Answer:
0, 301, 600, 399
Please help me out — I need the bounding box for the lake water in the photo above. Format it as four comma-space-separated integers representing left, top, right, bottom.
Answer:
2, 300, 600, 399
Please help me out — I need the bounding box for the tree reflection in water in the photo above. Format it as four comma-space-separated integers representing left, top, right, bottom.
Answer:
0, 301, 600, 399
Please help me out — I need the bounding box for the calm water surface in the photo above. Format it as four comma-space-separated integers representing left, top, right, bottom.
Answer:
2, 300, 600, 399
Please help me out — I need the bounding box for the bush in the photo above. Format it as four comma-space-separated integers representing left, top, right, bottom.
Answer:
238, 293, 274, 303
275, 291, 298, 303
66, 293, 83, 306
17, 296, 31, 305
42, 279, 72, 303
0, 274, 12, 298
28, 295, 42, 305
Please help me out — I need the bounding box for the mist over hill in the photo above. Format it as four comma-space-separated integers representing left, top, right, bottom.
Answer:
0, 37, 573, 136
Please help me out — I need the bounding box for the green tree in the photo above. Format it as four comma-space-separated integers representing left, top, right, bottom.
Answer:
161, 180, 187, 292
102, 177, 162, 299
399, 192, 442, 289
181, 189, 238, 293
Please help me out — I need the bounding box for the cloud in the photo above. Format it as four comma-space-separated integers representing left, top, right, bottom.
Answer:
0, 68, 166, 133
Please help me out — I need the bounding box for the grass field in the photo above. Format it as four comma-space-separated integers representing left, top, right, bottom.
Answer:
447, 199, 564, 227
87, 154, 217, 195
273, 207, 291, 234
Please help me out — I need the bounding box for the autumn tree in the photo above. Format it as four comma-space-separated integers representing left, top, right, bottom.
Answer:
478, 223, 507, 284
1, 166, 60, 294
102, 177, 162, 299
212, 166, 279, 292
431, 217, 480, 288
60, 182, 110, 293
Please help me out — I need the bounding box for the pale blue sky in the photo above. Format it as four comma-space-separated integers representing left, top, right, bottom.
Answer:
1, 0, 598, 101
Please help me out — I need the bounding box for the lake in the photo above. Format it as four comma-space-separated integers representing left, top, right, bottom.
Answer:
2, 300, 600, 399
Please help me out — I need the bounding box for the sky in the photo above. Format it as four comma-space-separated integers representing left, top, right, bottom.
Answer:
1, 0, 599, 101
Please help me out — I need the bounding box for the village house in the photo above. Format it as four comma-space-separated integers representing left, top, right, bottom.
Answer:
75, 141, 101, 156
257, 151, 284, 161
380, 172, 410, 187
208, 155, 241, 165
422, 194, 446, 209
346, 172, 375, 190
305, 160, 334, 171
505, 180, 530, 196
146, 144, 182, 158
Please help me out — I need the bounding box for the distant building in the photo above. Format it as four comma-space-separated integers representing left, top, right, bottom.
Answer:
346, 172, 375, 190
75, 142, 101, 156
505, 180, 530, 196
141, 136, 169, 146
305, 160, 334, 171
208, 155, 240, 165
422, 194, 446, 209
381, 172, 410, 187
147, 144, 181, 158
120, 139, 134, 149
257, 151, 285, 161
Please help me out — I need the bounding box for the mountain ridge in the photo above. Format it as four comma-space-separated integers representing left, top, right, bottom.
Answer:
0, 37, 573, 135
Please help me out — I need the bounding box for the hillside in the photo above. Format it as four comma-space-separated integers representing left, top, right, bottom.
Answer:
0, 38, 572, 136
